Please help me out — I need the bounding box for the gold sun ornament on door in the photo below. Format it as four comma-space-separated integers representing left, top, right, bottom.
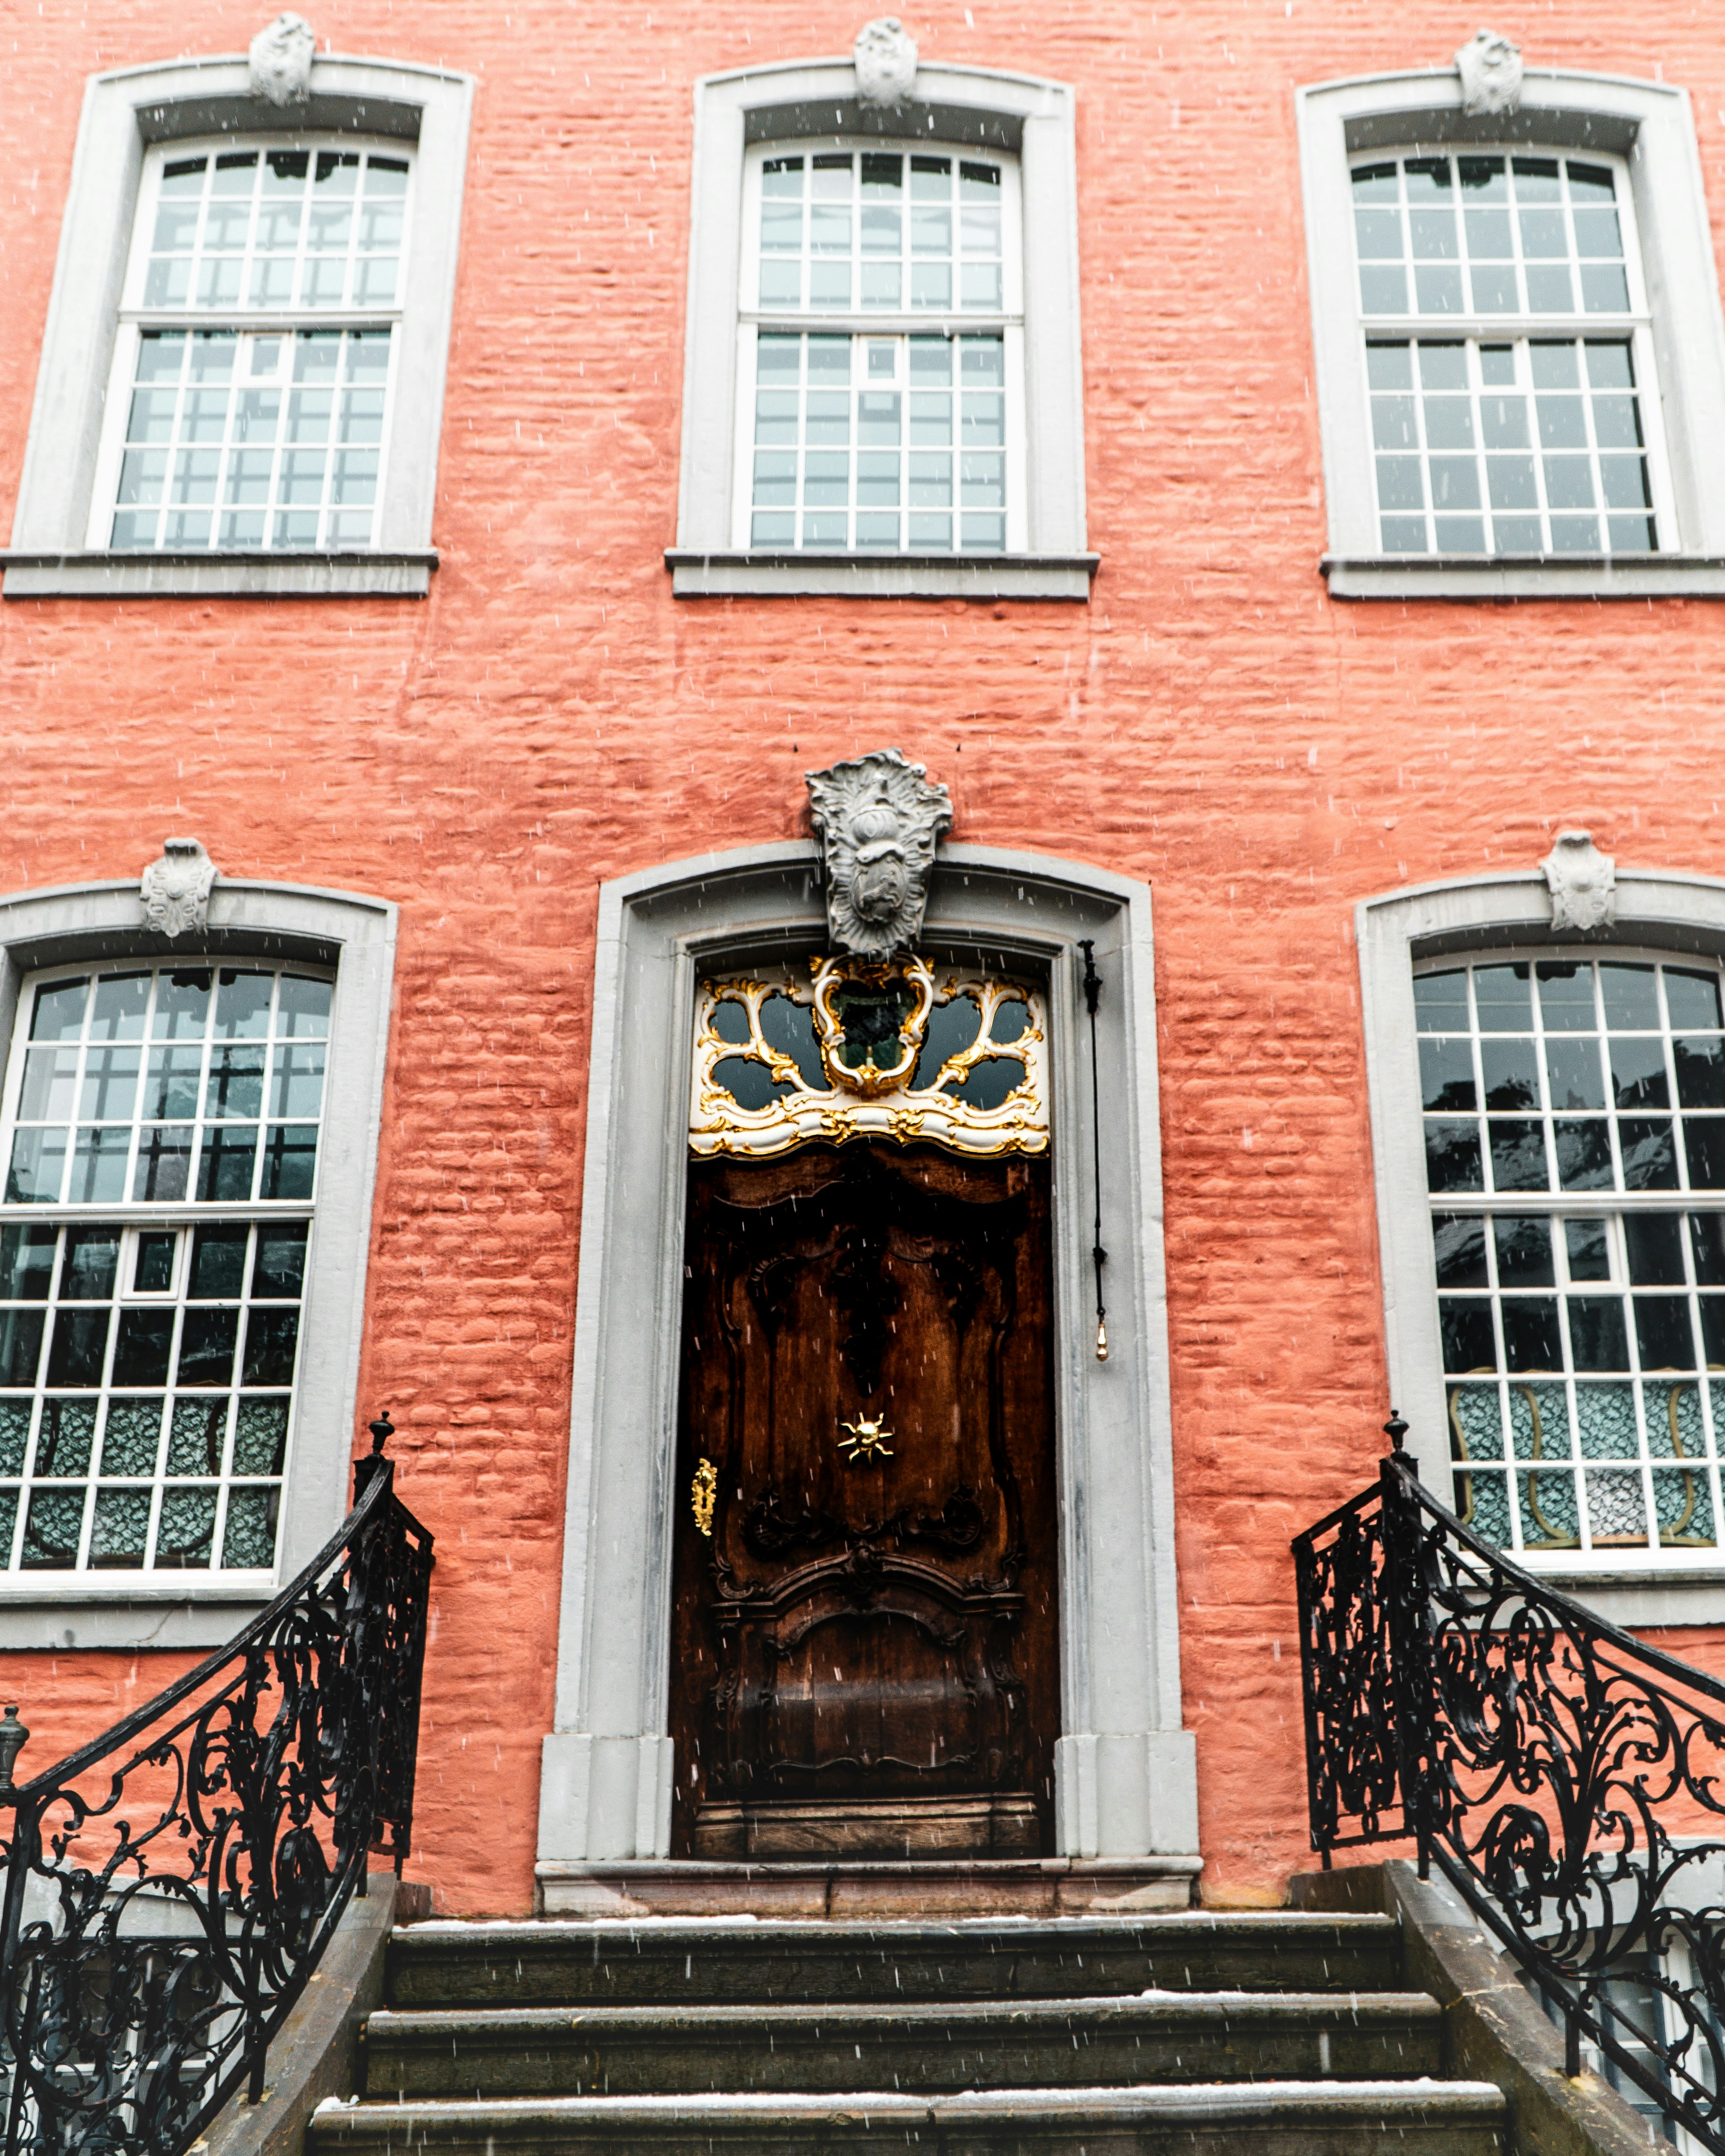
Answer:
689, 955, 1048, 1161
838, 1414, 895, 1464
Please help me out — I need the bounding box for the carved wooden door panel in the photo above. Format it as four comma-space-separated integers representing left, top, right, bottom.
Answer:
668, 1141, 1059, 1860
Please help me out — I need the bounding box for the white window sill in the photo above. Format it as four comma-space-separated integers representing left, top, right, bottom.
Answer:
1322, 553, 1725, 600
0, 1587, 273, 1651
666, 549, 1098, 600
0, 551, 438, 598
1523, 1565, 1725, 1630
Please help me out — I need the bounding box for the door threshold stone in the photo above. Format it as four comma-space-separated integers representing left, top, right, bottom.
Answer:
534, 1856, 1203, 1919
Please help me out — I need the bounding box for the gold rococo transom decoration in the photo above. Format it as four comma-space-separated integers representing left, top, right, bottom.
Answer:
689, 955, 1048, 1161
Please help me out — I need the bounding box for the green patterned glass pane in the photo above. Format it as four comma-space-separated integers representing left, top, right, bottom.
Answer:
222, 1485, 280, 1569
1654, 1465, 1715, 1547
89, 1487, 151, 1569
831, 979, 917, 1073
154, 1486, 216, 1570
1712, 1378, 1725, 1437
35, 1399, 95, 1479
1516, 1465, 1580, 1548
0, 1402, 29, 1477
1509, 1380, 1572, 1460
0, 1487, 16, 1566
99, 1395, 164, 1476
1575, 1381, 1638, 1458
1644, 1378, 1706, 1461
167, 1397, 228, 1476
1585, 1465, 1647, 1545
233, 1398, 288, 1475
20, 1486, 84, 1568
1448, 1381, 1504, 1461
1461, 1467, 1512, 1546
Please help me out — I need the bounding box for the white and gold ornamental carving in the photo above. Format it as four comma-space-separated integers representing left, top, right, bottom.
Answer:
689, 953, 1048, 1162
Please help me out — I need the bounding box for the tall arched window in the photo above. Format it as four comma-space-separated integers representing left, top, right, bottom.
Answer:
1298, 65, 1725, 599
667, 55, 1091, 600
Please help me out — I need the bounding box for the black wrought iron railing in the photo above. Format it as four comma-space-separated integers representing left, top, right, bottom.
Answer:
1294, 1417, 1725, 2148
0, 1417, 432, 2156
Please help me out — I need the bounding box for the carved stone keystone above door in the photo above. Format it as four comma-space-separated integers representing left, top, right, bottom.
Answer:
1541, 829, 1616, 932
806, 748, 953, 960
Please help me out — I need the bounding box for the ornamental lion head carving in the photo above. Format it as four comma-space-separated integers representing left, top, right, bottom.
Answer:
1455, 27, 1523, 117
249, 12, 316, 107
853, 16, 918, 108
806, 749, 953, 960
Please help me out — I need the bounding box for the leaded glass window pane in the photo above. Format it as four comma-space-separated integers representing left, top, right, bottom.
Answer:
0, 964, 330, 1576
1420, 953, 1725, 1560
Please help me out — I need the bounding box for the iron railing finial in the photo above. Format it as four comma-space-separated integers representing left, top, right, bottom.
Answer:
0, 1703, 30, 1792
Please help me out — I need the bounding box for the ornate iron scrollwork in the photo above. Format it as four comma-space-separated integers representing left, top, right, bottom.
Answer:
0, 1439, 432, 2156
1294, 1431, 1725, 2144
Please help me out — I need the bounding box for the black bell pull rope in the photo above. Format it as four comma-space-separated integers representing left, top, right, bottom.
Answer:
1077, 939, 1108, 1362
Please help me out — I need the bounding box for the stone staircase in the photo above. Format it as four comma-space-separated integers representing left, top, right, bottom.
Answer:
309, 1910, 1506, 2155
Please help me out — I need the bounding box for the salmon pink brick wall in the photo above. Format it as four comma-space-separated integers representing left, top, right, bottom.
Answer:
1, 0, 1724, 1913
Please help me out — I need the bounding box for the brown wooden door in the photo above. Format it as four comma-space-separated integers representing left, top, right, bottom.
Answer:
668, 1141, 1059, 1860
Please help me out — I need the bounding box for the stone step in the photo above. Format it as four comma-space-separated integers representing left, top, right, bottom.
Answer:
362, 1989, 1441, 2100
312, 2077, 1507, 2156
387, 1913, 1403, 2008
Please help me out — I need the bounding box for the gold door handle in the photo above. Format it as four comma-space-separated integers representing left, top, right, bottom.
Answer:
691, 1457, 717, 1537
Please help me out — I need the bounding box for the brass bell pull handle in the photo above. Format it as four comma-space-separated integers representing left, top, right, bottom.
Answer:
691, 1457, 717, 1537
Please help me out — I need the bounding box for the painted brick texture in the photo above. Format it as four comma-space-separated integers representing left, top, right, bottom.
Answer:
0, 0, 1722, 1915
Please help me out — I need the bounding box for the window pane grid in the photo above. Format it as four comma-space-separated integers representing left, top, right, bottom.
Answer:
749, 331, 1005, 553
0, 1219, 300, 1576
111, 327, 391, 552
1353, 153, 1632, 323
1420, 954, 1725, 1558
144, 148, 408, 316
1369, 336, 1654, 557
758, 150, 1003, 315
4, 966, 330, 1210
1353, 152, 1655, 557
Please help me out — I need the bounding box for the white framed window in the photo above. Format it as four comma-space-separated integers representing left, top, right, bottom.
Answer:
1299, 67, 1725, 598
668, 57, 1091, 600
0, 873, 395, 1649
734, 142, 1025, 554
3, 52, 472, 599
1359, 867, 1725, 1624
0, 963, 330, 1581
90, 140, 411, 555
